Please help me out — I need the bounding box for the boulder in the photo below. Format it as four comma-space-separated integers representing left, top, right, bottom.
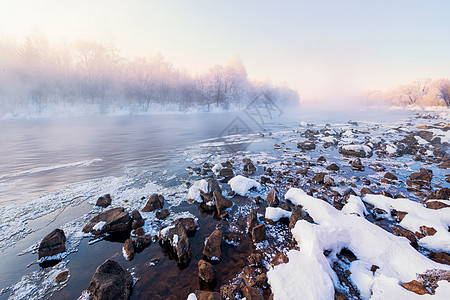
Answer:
132, 234, 151, 252
266, 187, 279, 207
426, 201, 450, 210
244, 160, 257, 174
351, 158, 364, 171
55, 271, 69, 283
428, 252, 450, 265
401, 280, 431, 295
166, 222, 192, 264
312, 172, 326, 184
252, 224, 266, 243
83, 208, 131, 235
88, 260, 133, 300
220, 168, 234, 178
391, 225, 418, 249
142, 194, 164, 212
214, 190, 233, 217
384, 172, 398, 181
198, 259, 216, 282
419, 225, 437, 236
175, 218, 198, 236
407, 168, 433, 188
38, 229, 66, 259
203, 229, 223, 260
96, 194, 112, 208
339, 145, 371, 157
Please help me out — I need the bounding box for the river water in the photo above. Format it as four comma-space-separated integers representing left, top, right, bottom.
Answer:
0, 106, 442, 299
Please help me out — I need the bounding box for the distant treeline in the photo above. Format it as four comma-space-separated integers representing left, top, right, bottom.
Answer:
367, 78, 450, 107
0, 31, 299, 114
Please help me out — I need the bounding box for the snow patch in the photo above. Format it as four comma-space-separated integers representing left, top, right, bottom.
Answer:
228, 175, 260, 196
265, 207, 292, 222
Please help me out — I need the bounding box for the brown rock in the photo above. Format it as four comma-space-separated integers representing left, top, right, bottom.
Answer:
198, 259, 216, 283
270, 252, 289, 266
242, 286, 264, 300
312, 172, 326, 184
391, 209, 408, 222
55, 270, 69, 283
256, 273, 268, 288
214, 190, 233, 216
391, 225, 418, 249
297, 141, 316, 150
220, 168, 234, 178
132, 234, 151, 252
360, 187, 374, 196
132, 227, 145, 236
83, 208, 131, 235
95, 194, 112, 208
326, 163, 340, 171
384, 172, 398, 181
142, 194, 164, 212
428, 252, 450, 265
266, 187, 279, 207
221, 284, 241, 300
420, 225, 437, 236
203, 229, 223, 260
241, 266, 257, 287
131, 209, 144, 229
248, 209, 259, 232
351, 158, 365, 171
38, 229, 66, 259
426, 201, 450, 210
175, 218, 198, 236
195, 290, 222, 300
401, 280, 431, 295
123, 239, 135, 260
167, 222, 192, 264
155, 209, 170, 220
88, 259, 133, 300
248, 253, 263, 266
289, 205, 314, 229
252, 224, 266, 243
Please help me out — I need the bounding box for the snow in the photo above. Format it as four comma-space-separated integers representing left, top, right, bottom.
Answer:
92, 221, 106, 231
265, 207, 292, 222
341, 195, 368, 217
415, 136, 428, 145
187, 293, 197, 300
211, 163, 222, 174
171, 234, 179, 247
122, 246, 131, 261
228, 175, 260, 196
299, 121, 307, 127
363, 194, 450, 252
267, 188, 450, 300
187, 179, 208, 202
341, 144, 372, 155
385, 144, 397, 155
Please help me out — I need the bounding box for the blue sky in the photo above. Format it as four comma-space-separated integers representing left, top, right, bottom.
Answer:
1, 0, 449, 99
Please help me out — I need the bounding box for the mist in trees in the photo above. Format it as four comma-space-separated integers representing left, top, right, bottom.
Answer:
0, 31, 299, 118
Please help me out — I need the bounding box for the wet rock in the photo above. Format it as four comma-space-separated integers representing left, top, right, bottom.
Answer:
175, 218, 198, 236
270, 252, 289, 266
96, 194, 112, 208
83, 207, 131, 235
203, 229, 223, 261
343, 188, 357, 199
242, 286, 264, 300
132, 227, 145, 236
55, 271, 69, 283
220, 283, 241, 300
384, 172, 398, 181
132, 234, 151, 252
407, 168, 433, 188
155, 209, 170, 220
260, 176, 273, 185
326, 163, 340, 171
38, 228, 66, 259
256, 273, 268, 288
243, 159, 257, 174
428, 252, 450, 265
198, 259, 216, 283
297, 141, 316, 150
350, 158, 364, 171
167, 222, 192, 264
122, 238, 135, 260
252, 224, 266, 243
224, 232, 240, 245
142, 194, 164, 212
401, 280, 431, 295
88, 259, 133, 300
289, 205, 314, 229
391, 225, 418, 249
248, 209, 259, 232
214, 190, 233, 217
426, 201, 450, 210
131, 209, 144, 229
266, 187, 279, 207
195, 290, 222, 300
317, 156, 327, 163
419, 225, 436, 236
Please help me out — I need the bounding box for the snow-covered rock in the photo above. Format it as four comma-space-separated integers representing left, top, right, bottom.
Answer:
228, 175, 260, 196
187, 179, 208, 202
265, 207, 292, 222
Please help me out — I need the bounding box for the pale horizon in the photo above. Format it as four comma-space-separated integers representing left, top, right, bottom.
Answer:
1, 0, 450, 101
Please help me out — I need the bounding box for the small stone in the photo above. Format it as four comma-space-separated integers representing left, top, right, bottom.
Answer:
370, 265, 379, 274
419, 225, 437, 236
384, 172, 398, 181
198, 259, 216, 283
214, 190, 233, 216
38, 228, 66, 259
248, 209, 259, 232
142, 194, 164, 212
55, 270, 69, 283
326, 163, 340, 171
270, 252, 289, 266
155, 209, 170, 220
220, 284, 241, 300
426, 201, 450, 210
175, 218, 198, 236
256, 273, 268, 288
401, 280, 431, 295
289, 205, 313, 229
132, 235, 151, 252
132, 227, 145, 236
248, 253, 263, 266
95, 194, 112, 208
266, 187, 279, 207
428, 252, 450, 265
252, 224, 266, 243
123, 239, 135, 260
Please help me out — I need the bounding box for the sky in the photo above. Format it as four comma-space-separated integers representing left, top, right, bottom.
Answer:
1, 0, 449, 100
